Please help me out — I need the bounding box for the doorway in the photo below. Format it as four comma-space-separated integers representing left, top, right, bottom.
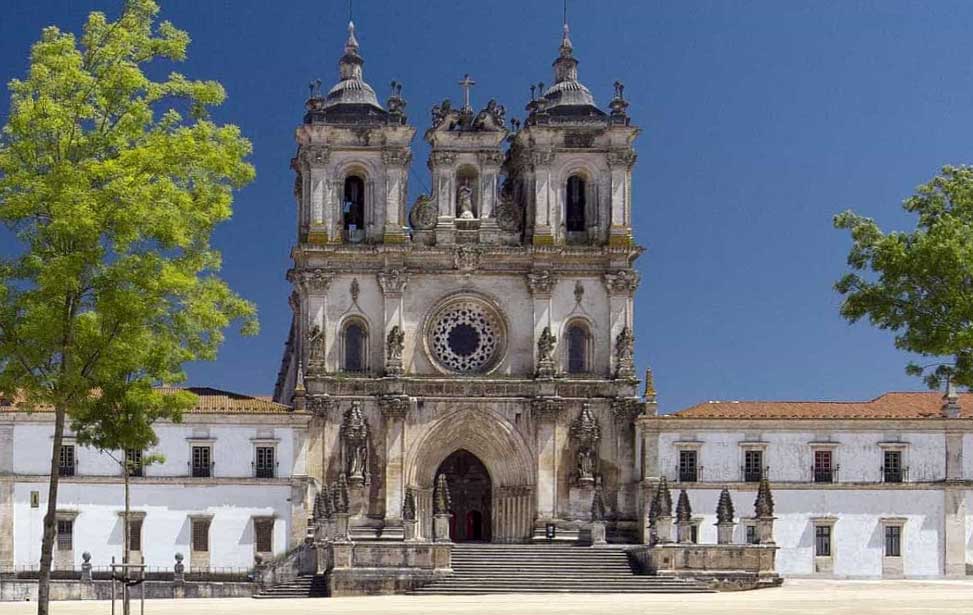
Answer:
435, 449, 492, 542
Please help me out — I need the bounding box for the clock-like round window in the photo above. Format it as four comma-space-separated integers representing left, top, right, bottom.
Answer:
427, 297, 506, 374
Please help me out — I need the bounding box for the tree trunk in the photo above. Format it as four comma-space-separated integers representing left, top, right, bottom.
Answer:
36, 404, 66, 615
123, 462, 130, 615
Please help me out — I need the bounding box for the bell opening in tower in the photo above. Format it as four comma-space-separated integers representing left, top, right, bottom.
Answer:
343, 175, 365, 242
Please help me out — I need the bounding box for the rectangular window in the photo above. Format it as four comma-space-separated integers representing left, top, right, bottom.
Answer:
884, 525, 901, 557
128, 518, 143, 552
743, 450, 763, 482
126, 449, 144, 477
678, 450, 698, 482
192, 519, 210, 552
58, 445, 76, 477
690, 524, 699, 544
813, 450, 833, 483
56, 519, 73, 551
191, 446, 212, 478
815, 525, 831, 557
745, 525, 758, 545
255, 446, 275, 479
254, 519, 273, 553
883, 450, 903, 483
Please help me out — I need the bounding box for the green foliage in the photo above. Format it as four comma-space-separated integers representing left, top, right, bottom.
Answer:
834, 165, 973, 389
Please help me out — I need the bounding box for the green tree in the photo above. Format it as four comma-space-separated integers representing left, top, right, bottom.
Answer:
834, 165, 973, 389
0, 2, 257, 612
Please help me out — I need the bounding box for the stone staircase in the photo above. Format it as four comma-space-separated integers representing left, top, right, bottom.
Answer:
409, 543, 715, 595
252, 574, 328, 599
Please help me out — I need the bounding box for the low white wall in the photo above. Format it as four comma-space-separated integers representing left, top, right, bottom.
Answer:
12, 481, 292, 570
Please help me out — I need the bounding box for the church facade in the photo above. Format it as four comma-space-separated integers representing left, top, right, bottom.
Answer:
272, 21, 646, 546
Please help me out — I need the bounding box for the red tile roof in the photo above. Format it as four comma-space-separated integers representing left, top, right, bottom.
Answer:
668, 392, 970, 420
0, 387, 291, 415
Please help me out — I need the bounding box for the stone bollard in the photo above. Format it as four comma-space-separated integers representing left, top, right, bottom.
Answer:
654, 515, 674, 543
717, 522, 735, 544
676, 520, 693, 544
80, 552, 92, 583
590, 521, 607, 545
334, 513, 351, 542
756, 516, 775, 544
433, 513, 452, 543
173, 552, 185, 583
404, 519, 419, 542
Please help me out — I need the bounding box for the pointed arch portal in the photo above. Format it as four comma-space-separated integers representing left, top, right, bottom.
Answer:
436, 449, 491, 542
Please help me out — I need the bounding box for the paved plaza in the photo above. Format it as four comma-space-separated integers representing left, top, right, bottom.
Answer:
1, 580, 972, 615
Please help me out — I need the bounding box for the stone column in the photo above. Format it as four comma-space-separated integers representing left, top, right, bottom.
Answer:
380, 395, 410, 530
530, 150, 556, 245
292, 268, 332, 375
431, 151, 456, 245
611, 398, 642, 516
606, 148, 636, 247
478, 151, 503, 244
527, 271, 557, 377
603, 270, 639, 380
298, 145, 330, 244
531, 398, 564, 525
382, 148, 411, 243
944, 486, 966, 576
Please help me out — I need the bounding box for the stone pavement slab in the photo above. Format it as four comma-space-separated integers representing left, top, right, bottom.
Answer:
1, 580, 972, 615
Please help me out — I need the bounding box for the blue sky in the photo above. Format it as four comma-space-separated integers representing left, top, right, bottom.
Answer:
2, 1, 971, 412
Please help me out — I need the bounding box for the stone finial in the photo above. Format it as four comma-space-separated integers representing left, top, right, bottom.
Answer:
754, 476, 774, 518
675, 489, 692, 523
174, 552, 185, 577
716, 487, 735, 524
591, 484, 607, 522
433, 473, 452, 515
313, 490, 324, 522
943, 379, 961, 418
643, 368, 657, 402
403, 487, 417, 522
654, 477, 673, 518
322, 484, 335, 519
335, 474, 350, 515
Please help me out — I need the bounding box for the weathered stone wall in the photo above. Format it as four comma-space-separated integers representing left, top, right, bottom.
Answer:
0, 580, 254, 602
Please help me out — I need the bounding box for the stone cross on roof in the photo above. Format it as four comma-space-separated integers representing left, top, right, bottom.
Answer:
459, 74, 476, 111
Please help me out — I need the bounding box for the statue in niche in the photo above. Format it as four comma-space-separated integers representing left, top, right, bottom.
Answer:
386, 325, 405, 362
570, 404, 601, 484
341, 401, 369, 486
307, 325, 325, 366
457, 181, 475, 219
614, 326, 635, 378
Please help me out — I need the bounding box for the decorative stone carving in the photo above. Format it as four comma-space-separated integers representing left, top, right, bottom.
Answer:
474, 99, 506, 130
173, 553, 185, 582
614, 326, 636, 379
570, 403, 601, 485
477, 150, 506, 168
402, 487, 417, 521
433, 474, 452, 515
430, 150, 456, 168
536, 326, 557, 378
754, 477, 775, 518
307, 395, 335, 417
341, 401, 369, 487
377, 269, 408, 295
385, 325, 405, 377
334, 474, 350, 515
607, 148, 637, 169
299, 144, 330, 167
526, 270, 557, 296
457, 181, 475, 219
350, 278, 360, 303
495, 182, 522, 232
676, 489, 693, 544
603, 270, 640, 296
409, 194, 437, 230
531, 397, 564, 421
591, 483, 607, 522
382, 147, 411, 166
531, 149, 556, 167
717, 488, 735, 524
453, 245, 480, 271
609, 80, 630, 120
307, 325, 326, 369
574, 280, 585, 304
379, 395, 410, 420
430, 100, 454, 130
428, 297, 503, 373
386, 81, 407, 122
610, 397, 642, 425
291, 268, 333, 295
653, 477, 673, 518
644, 367, 657, 402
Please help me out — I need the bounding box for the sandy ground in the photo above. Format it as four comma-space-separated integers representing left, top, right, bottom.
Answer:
1, 579, 973, 615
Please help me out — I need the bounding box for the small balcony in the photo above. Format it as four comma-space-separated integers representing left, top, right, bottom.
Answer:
881, 466, 908, 483
677, 465, 703, 483
253, 462, 278, 479
741, 465, 769, 483
812, 465, 839, 484
190, 462, 214, 479
57, 464, 75, 478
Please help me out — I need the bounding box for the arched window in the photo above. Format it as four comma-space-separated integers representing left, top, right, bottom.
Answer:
343, 321, 366, 373
566, 175, 586, 233
566, 322, 590, 374
343, 175, 365, 241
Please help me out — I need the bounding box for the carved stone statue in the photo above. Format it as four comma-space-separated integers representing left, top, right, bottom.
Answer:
457, 182, 475, 219
385, 325, 405, 377
536, 326, 557, 378
495, 179, 522, 232
614, 326, 635, 378
569, 404, 601, 484
408, 194, 437, 230
341, 401, 369, 486
307, 324, 325, 367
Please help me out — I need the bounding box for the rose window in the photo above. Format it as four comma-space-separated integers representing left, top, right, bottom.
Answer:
428, 299, 505, 373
